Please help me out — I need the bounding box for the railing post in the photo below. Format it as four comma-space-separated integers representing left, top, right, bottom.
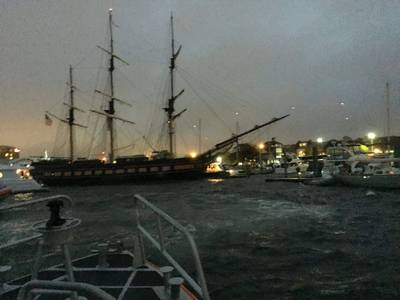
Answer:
134, 198, 145, 265
157, 215, 165, 251
160, 266, 174, 293
32, 238, 44, 280
169, 277, 184, 300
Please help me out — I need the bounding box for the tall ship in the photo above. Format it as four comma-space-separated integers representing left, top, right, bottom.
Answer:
31, 10, 289, 185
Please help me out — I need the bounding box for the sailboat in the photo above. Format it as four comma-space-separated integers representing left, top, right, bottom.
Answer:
31, 10, 289, 185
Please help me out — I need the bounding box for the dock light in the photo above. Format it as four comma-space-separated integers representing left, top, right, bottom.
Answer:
14, 148, 20, 153
109, 8, 113, 12
367, 132, 376, 151
216, 156, 222, 163
367, 132, 376, 140
316, 137, 323, 144
189, 151, 197, 158
258, 143, 265, 165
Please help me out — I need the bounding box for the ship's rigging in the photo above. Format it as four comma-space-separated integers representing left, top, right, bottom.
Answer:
45, 65, 86, 162
164, 13, 186, 157
47, 10, 291, 161
90, 8, 135, 162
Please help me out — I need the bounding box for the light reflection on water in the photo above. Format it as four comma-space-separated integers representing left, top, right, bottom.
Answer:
13, 192, 34, 202
0, 192, 42, 246
207, 178, 224, 183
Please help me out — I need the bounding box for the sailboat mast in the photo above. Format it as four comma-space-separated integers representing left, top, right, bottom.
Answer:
107, 8, 115, 162
68, 65, 75, 162
168, 13, 176, 155
385, 82, 391, 150
165, 13, 185, 157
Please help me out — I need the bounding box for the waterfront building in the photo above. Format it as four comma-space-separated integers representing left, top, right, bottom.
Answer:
0, 145, 20, 160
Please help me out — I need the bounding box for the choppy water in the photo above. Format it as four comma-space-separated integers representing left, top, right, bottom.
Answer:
1, 175, 400, 299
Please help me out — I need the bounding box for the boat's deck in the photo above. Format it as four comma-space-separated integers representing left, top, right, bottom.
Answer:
2, 252, 195, 300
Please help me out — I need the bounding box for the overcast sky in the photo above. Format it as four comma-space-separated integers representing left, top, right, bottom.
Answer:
1, 0, 400, 157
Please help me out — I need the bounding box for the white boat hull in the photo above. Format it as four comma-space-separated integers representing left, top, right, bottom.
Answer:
0, 165, 44, 193
334, 174, 400, 189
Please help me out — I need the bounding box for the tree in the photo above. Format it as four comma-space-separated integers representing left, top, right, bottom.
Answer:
228, 143, 258, 162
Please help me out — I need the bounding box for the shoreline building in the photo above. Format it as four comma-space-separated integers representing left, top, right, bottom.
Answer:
0, 145, 20, 161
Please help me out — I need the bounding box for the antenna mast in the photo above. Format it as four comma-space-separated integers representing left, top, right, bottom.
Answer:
165, 13, 185, 157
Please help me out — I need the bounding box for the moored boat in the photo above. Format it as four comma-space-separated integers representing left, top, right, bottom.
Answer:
321, 144, 400, 189
0, 164, 43, 193
334, 173, 400, 189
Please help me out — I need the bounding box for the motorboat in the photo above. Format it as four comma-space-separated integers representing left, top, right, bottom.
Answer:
0, 194, 210, 299
0, 163, 44, 193
272, 155, 309, 175
333, 160, 400, 189
322, 145, 400, 189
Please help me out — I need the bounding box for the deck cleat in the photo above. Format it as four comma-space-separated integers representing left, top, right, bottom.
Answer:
160, 265, 174, 293
169, 277, 185, 300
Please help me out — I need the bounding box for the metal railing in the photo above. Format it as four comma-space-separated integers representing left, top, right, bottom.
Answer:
17, 280, 115, 300
134, 194, 210, 300
0, 195, 72, 213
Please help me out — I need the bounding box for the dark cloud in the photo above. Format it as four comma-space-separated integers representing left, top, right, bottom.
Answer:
1, 0, 399, 156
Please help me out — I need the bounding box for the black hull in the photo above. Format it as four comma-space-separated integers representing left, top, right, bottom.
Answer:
31, 157, 208, 186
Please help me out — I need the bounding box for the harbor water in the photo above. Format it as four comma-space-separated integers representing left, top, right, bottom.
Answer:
1, 175, 400, 299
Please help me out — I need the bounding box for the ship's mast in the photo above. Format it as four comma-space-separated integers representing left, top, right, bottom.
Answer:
385, 82, 391, 150
68, 65, 75, 162
165, 13, 185, 157
107, 8, 116, 162
46, 66, 86, 161
91, 9, 133, 162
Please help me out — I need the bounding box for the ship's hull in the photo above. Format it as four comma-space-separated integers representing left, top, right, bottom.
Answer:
31, 157, 208, 186
334, 174, 400, 189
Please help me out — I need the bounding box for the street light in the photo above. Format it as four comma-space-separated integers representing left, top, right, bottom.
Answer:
258, 143, 265, 167
367, 132, 376, 151
316, 137, 323, 144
